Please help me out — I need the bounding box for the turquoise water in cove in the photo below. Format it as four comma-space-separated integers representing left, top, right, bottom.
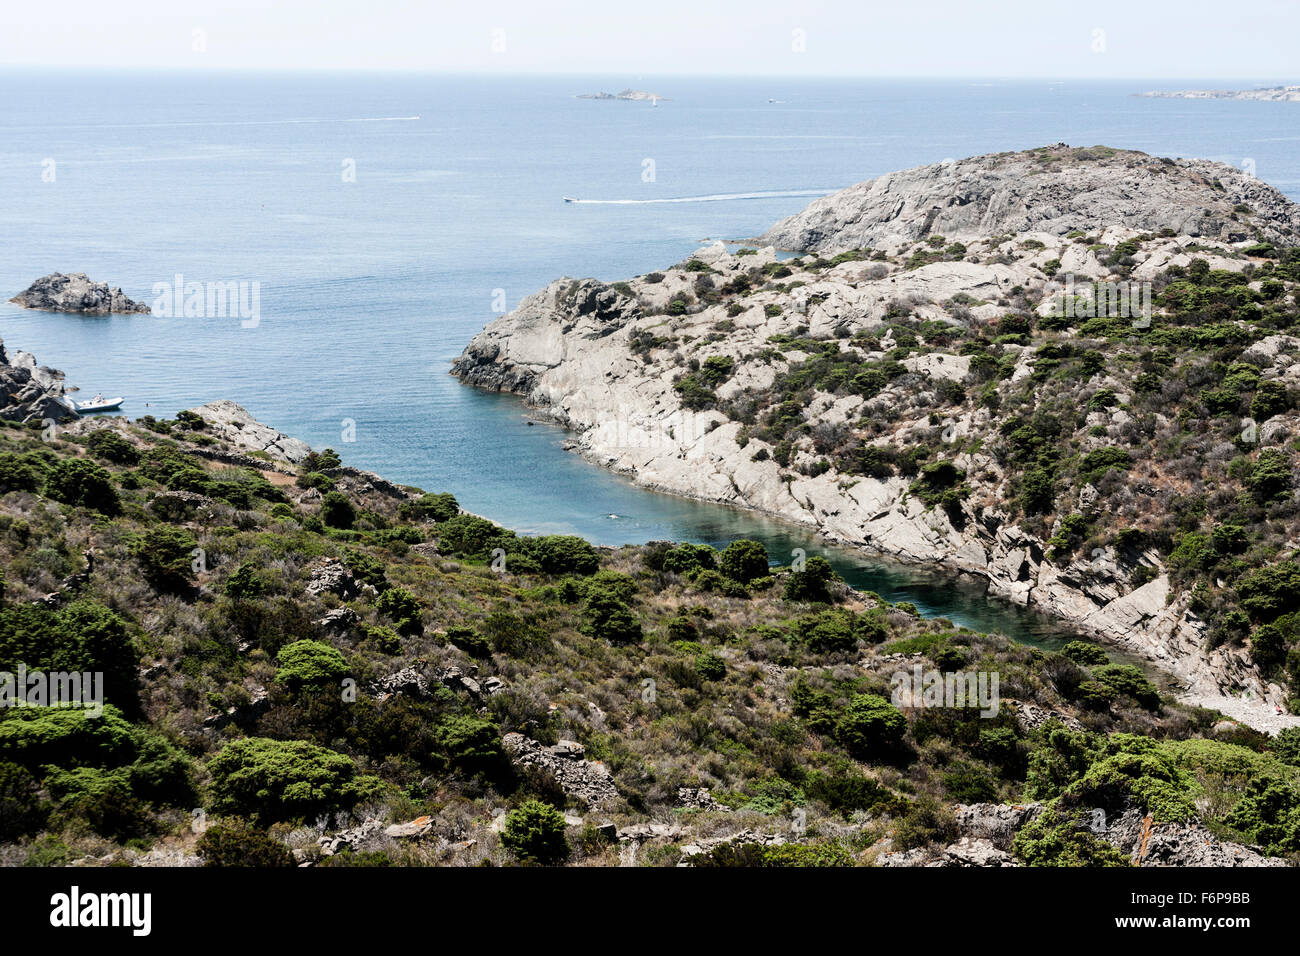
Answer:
2, 70, 1298, 643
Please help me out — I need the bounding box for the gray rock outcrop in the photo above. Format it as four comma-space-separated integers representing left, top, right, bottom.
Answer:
758, 144, 1300, 253
501, 732, 619, 810
0, 339, 76, 424
304, 558, 367, 600
187, 400, 313, 463
10, 273, 151, 314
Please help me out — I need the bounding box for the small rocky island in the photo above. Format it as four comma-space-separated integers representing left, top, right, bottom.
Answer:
9, 272, 151, 315
576, 88, 667, 102
1139, 85, 1300, 101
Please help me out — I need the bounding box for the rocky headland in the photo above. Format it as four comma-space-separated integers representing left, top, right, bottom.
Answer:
454, 144, 1300, 732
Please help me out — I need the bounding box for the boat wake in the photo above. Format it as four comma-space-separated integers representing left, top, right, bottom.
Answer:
563, 188, 833, 205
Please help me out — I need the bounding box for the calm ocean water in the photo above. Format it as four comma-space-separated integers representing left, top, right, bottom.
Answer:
2, 71, 1297, 642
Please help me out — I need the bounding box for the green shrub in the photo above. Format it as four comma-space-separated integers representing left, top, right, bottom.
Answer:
275, 639, 349, 689
0, 760, 47, 839
44, 765, 153, 840
45, 457, 118, 513
375, 586, 422, 634
580, 587, 642, 643
343, 547, 388, 591
1092, 664, 1160, 710
719, 539, 769, 584
320, 491, 356, 529
0, 451, 46, 493
659, 543, 718, 576
501, 799, 568, 863
1251, 381, 1290, 422
132, 526, 198, 592
0, 705, 192, 812
1238, 561, 1300, 621
0, 600, 139, 708
1248, 449, 1293, 503
697, 841, 854, 867
521, 535, 600, 576
398, 491, 460, 523
695, 652, 726, 681
434, 715, 502, 769
437, 513, 515, 558
892, 795, 958, 850
834, 693, 906, 758
223, 561, 269, 600
86, 430, 139, 465
207, 737, 379, 823
197, 818, 294, 866
1012, 807, 1132, 866
784, 556, 837, 602
1060, 641, 1109, 667
444, 625, 491, 658
791, 608, 863, 653
804, 768, 901, 818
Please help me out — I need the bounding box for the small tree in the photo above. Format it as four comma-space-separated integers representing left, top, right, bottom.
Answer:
719, 539, 770, 584
45, 458, 118, 513
320, 491, 356, 529
784, 556, 837, 602
375, 586, 422, 634
835, 693, 906, 758
501, 799, 568, 864
133, 526, 198, 592
580, 587, 642, 643
223, 561, 268, 600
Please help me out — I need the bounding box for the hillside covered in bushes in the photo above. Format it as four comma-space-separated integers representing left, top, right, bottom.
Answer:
1, 405, 1298, 866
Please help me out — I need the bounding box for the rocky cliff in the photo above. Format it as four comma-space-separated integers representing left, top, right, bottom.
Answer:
9, 272, 151, 315
454, 145, 1300, 733
0, 339, 76, 424
757, 144, 1300, 253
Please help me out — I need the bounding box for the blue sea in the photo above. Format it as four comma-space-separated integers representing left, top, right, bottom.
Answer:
2, 71, 1297, 642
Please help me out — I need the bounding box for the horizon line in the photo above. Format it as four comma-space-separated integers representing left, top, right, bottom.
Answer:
0, 66, 1295, 83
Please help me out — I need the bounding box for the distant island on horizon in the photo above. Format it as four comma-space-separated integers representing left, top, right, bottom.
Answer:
1139, 84, 1300, 101
576, 88, 667, 102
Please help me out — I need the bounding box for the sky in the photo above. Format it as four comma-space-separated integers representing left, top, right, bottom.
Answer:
1, 0, 1297, 79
